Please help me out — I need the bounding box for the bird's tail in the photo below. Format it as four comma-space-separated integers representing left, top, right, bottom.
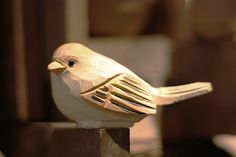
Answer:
152, 82, 213, 105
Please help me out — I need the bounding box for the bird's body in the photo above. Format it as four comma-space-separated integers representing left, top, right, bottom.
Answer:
50, 72, 145, 128
48, 43, 212, 128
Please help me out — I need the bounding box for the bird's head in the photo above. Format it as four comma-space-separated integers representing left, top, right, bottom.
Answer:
47, 43, 95, 76
47, 43, 112, 93
48, 42, 131, 93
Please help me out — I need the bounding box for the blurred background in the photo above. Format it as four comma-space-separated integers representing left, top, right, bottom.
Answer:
1, 0, 236, 156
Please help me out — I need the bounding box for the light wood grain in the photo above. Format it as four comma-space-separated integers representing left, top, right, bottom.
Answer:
48, 43, 212, 128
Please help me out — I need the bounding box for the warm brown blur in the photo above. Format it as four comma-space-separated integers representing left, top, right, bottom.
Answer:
1, 0, 235, 157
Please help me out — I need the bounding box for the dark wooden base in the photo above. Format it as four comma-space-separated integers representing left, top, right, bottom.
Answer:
1, 122, 130, 157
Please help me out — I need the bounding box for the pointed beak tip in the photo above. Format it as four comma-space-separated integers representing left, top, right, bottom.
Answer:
47, 62, 54, 71
47, 64, 52, 71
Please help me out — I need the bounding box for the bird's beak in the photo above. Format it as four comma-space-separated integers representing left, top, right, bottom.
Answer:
47, 61, 66, 75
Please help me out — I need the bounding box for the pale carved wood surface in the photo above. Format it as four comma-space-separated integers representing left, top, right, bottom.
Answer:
81, 73, 156, 114
48, 43, 212, 128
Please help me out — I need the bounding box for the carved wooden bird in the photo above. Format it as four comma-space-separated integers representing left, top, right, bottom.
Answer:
48, 43, 212, 128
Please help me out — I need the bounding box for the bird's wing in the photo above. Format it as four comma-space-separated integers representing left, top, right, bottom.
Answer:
81, 73, 156, 114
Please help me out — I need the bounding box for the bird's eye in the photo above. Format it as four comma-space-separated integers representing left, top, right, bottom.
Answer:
68, 59, 76, 67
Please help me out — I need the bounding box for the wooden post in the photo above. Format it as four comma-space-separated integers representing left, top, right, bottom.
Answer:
3, 123, 130, 157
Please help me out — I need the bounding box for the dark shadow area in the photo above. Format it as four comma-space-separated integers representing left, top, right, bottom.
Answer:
163, 138, 232, 157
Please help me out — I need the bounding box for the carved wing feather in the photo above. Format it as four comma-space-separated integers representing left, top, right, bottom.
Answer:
81, 73, 156, 114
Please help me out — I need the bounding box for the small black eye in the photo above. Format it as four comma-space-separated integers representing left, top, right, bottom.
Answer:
68, 59, 75, 67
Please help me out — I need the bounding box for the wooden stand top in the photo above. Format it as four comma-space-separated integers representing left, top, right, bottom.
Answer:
2, 122, 130, 157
